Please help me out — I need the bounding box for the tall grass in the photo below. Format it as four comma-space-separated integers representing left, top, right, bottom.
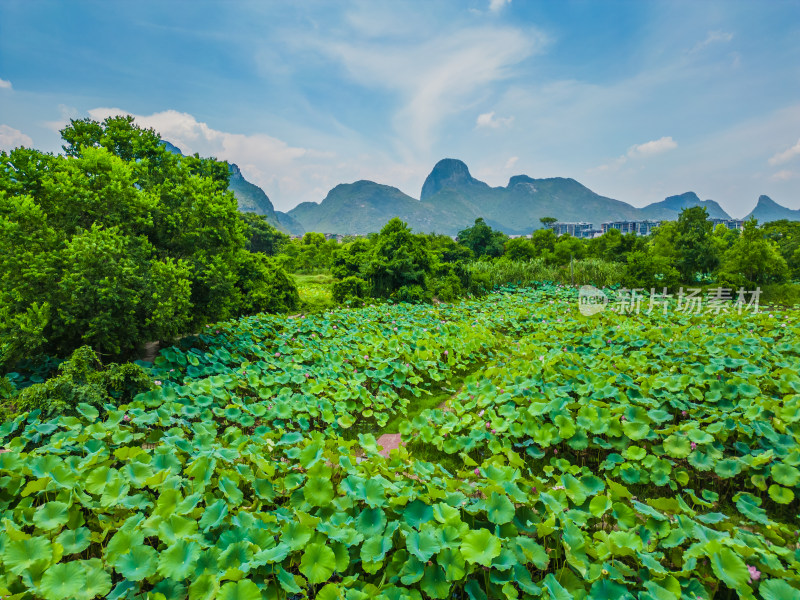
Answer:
468, 257, 625, 289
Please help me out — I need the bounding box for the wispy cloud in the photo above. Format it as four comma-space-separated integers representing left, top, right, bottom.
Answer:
476, 111, 514, 128
0, 124, 33, 150
591, 136, 678, 172
314, 25, 541, 153
769, 138, 800, 166
690, 30, 734, 53
0, 78, 12, 90
627, 136, 678, 157
505, 156, 518, 169
771, 169, 795, 181
488, 0, 511, 13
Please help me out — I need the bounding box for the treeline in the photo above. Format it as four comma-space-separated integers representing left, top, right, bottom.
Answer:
0, 116, 298, 371
264, 210, 799, 306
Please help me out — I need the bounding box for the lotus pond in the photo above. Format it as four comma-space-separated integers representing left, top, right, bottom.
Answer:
1, 284, 799, 600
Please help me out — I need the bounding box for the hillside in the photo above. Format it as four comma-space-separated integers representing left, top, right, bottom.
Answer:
745, 195, 800, 222
639, 192, 731, 220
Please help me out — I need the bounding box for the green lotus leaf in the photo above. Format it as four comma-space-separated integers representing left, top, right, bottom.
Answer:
759, 579, 800, 600
33, 501, 70, 531
421, 564, 451, 599
542, 573, 572, 600
2, 536, 53, 576
437, 547, 467, 581
218, 580, 262, 600
361, 535, 393, 563
199, 499, 228, 531
40, 562, 87, 600
407, 524, 443, 562
282, 521, 313, 550
589, 495, 611, 517
486, 492, 515, 524
354, 507, 387, 537
114, 545, 158, 581
588, 578, 634, 600
56, 527, 92, 554
687, 429, 714, 444
400, 554, 425, 585
300, 542, 337, 584
771, 462, 800, 486
624, 446, 646, 461
403, 499, 433, 529
74, 558, 113, 600
663, 435, 691, 458
715, 458, 742, 478
562, 474, 588, 505
460, 529, 501, 566
157, 539, 201, 579
709, 547, 751, 594
768, 484, 794, 504
304, 476, 334, 507
76, 403, 99, 422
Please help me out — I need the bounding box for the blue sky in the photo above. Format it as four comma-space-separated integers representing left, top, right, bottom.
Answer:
1, 0, 799, 216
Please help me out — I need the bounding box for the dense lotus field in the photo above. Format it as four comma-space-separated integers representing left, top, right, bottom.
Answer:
1, 285, 799, 600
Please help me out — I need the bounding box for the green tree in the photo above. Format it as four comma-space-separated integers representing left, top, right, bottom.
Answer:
623, 251, 680, 290
719, 219, 789, 285
674, 206, 719, 281
240, 212, 289, 255
456, 218, 507, 258
365, 218, 433, 301
553, 235, 586, 266
504, 237, 536, 261
539, 216, 557, 228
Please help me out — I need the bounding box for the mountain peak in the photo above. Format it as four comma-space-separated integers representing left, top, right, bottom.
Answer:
756, 194, 778, 206
421, 158, 486, 200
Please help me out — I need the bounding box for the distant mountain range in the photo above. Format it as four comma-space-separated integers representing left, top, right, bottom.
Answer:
162, 144, 798, 235
745, 195, 800, 222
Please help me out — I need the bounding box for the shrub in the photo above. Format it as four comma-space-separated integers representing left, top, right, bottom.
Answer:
332, 276, 369, 307
14, 346, 152, 417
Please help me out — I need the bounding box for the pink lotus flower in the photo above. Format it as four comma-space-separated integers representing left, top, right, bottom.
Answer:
620, 415, 626, 422
486, 422, 491, 428
123, 415, 130, 422
691, 442, 697, 450
444, 350, 449, 355
474, 468, 480, 476
154, 380, 162, 386
554, 449, 559, 455
479, 409, 484, 417
491, 429, 496, 434
747, 565, 760, 581
364, 355, 369, 360
275, 352, 281, 357
531, 487, 537, 494
681, 410, 688, 417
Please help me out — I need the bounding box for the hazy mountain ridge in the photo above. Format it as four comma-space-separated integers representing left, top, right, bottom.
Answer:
745, 195, 800, 222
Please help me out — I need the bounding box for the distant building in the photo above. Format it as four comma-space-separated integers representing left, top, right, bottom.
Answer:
549, 222, 597, 238
601, 220, 662, 236
710, 218, 745, 231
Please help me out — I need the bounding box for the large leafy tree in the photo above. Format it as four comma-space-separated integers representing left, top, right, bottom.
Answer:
365, 218, 433, 301
719, 219, 788, 285
0, 116, 297, 365
674, 206, 719, 281
456, 218, 507, 258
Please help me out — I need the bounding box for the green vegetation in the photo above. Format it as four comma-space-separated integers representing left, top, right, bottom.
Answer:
1, 285, 799, 598
0, 117, 298, 368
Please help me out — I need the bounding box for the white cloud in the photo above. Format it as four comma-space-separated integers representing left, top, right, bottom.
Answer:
769, 138, 800, 165
315, 25, 541, 153
488, 0, 511, 12
476, 111, 514, 128
771, 169, 795, 181
0, 78, 11, 90
0, 124, 33, 150
505, 156, 518, 169
591, 137, 677, 172
691, 30, 734, 53
627, 136, 678, 158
